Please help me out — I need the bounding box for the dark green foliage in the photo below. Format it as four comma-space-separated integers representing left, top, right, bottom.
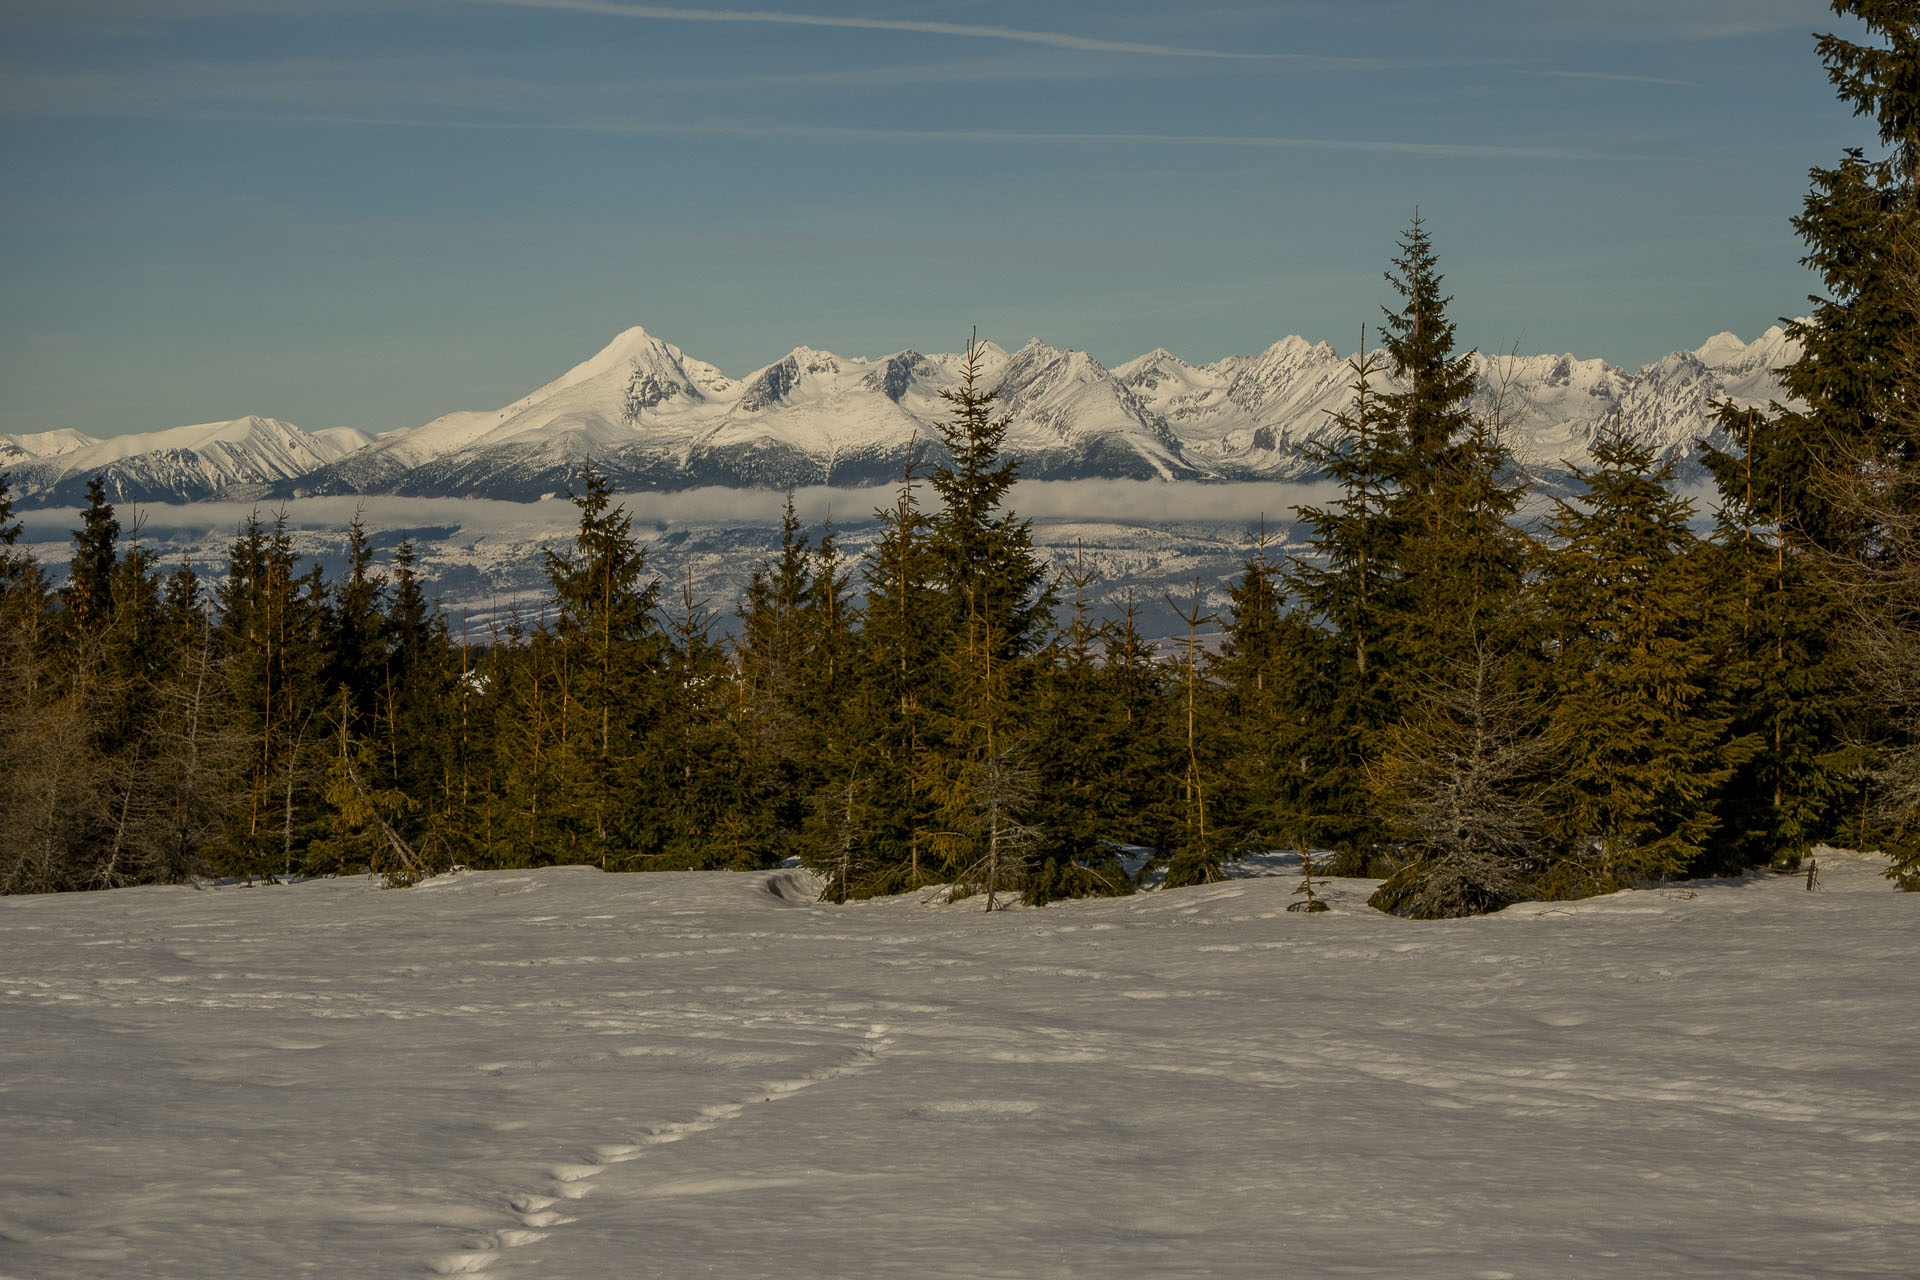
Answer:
1286, 217, 1527, 874
926, 338, 1055, 662
62, 479, 120, 639
212, 513, 331, 882
1698, 413, 1857, 873
1023, 554, 1142, 902
1376, 213, 1478, 497
1213, 544, 1323, 857
1288, 343, 1400, 866
1773, 2, 1920, 888
1767, 3, 1920, 555
1542, 424, 1746, 890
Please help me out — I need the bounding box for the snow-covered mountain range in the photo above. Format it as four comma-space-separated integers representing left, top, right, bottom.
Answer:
0, 416, 372, 509
0, 326, 1800, 508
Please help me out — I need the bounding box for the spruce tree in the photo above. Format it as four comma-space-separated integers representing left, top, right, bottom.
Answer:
1543, 423, 1746, 890
1024, 549, 1136, 901
214, 513, 330, 882
834, 463, 942, 893
1376, 214, 1478, 498
1211, 523, 1321, 856
528, 466, 664, 863
378, 540, 461, 853
326, 510, 387, 727
1367, 646, 1553, 917
927, 337, 1055, 662
1763, 2, 1920, 556
919, 338, 1054, 902
1699, 411, 1855, 872
62, 478, 120, 639
1377, 217, 1531, 694
1765, 3, 1920, 886
1288, 338, 1400, 866
737, 495, 815, 845
656, 572, 771, 870
1160, 579, 1225, 887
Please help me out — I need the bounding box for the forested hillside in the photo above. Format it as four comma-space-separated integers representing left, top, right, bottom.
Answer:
6, 2, 1920, 908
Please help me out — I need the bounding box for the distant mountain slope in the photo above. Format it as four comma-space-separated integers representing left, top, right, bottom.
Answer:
2, 326, 1802, 508
2, 417, 373, 508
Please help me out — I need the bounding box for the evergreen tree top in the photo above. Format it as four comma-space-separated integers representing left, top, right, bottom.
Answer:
1380, 214, 1463, 376
1377, 214, 1478, 492
1818, 2, 1920, 175
927, 334, 1055, 659
544, 464, 659, 646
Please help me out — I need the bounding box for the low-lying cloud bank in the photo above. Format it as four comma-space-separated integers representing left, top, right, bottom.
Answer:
17, 480, 1343, 544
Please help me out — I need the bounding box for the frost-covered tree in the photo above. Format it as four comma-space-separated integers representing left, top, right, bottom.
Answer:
1369, 646, 1553, 918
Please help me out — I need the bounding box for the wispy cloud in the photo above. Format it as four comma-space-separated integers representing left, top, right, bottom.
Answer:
468, 0, 1339, 63
1527, 69, 1697, 88
138, 105, 1589, 160
1514, 0, 1827, 41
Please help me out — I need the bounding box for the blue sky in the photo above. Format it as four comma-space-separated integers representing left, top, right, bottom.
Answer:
0, 0, 1864, 437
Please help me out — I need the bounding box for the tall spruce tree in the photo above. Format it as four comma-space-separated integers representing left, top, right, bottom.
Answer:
527, 465, 664, 863
1376, 216, 1530, 690
1376, 215, 1478, 498
1211, 525, 1323, 855
1289, 336, 1400, 867
1024, 549, 1137, 902
835, 462, 943, 893
921, 337, 1053, 900
927, 337, 1054, 662
62, 479, 120, 640
1699, 410, 1855, 871
1763, 2, 1920, 887
215, 514, 329, 881
1762, 2, 1920, 556
1543, 423, 1746, 890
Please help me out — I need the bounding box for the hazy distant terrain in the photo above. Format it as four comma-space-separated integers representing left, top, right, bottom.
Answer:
11, 481, 1345, 634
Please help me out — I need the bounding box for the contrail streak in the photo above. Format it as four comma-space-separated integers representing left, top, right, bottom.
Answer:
469, 0, 1321, 62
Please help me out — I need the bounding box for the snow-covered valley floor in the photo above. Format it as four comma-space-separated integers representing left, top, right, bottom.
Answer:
1, 853, 1914, 1279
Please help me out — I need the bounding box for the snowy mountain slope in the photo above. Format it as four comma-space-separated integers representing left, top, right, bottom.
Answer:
1116, 335, 1358, 477
304, 323, 1791, 499
1, 416, 372, 508
1, 851, 1913, 1279
4, 325, 1804, 507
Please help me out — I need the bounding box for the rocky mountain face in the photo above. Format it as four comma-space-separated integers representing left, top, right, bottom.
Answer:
1, 326, 1800, 508
1, 417, 372, 509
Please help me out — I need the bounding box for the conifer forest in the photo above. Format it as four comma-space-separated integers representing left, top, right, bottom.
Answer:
6, 2, 1920, 912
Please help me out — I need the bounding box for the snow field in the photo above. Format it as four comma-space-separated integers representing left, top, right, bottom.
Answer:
0, 851, 1913, 1279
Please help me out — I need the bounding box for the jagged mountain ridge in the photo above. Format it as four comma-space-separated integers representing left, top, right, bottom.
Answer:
1, 326, 1801, 507
1, 416, 372, 509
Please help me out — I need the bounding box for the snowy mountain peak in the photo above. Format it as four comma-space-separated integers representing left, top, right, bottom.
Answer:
1, 428, 95, 459
1692, 330, 1751, 367
568, 325, 673, 380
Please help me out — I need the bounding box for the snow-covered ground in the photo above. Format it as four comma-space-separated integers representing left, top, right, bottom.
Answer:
1, 851, 1913, 1279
